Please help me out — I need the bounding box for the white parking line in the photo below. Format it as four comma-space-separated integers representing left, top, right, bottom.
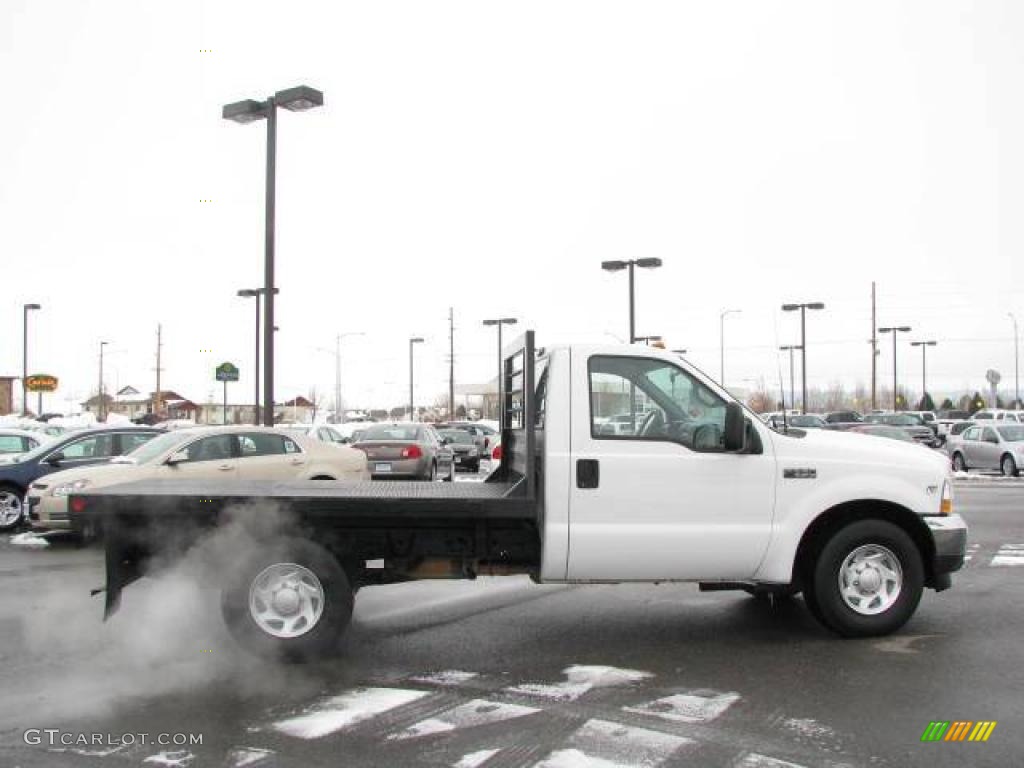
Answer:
535, 719, 692, 768
623, 690, 741, 724
990, 544, 1024, 567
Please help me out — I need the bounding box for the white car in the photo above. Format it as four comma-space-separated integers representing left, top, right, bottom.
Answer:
29, 426, 368, 532
970, 409, 1024, 424
278, 423, 349, 445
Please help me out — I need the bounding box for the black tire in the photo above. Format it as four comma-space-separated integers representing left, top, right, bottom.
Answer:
425, 462, 437, 482
1000, 454, 1018, 477
806, 519, 924, 638
951, 452, 967, 472
220, 537, 353, 661
0, 484, 25, 532
443, 462, 455, 482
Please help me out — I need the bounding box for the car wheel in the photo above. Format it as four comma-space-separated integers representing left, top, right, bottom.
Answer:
220, 537, 353, 661
0, 485, 24, 532
951, 452, 967, 472
426, 462, 437, 482
1000, 454, 1019, 477
806, 519, 924, 638
444, 461, 455, 482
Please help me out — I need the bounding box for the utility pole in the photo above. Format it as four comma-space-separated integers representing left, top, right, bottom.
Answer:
870, 282, 877, 411
154, 324, 163, 419
448, 307, 455, 421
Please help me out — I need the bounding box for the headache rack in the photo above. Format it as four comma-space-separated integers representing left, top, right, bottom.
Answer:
488, 330, 538, 501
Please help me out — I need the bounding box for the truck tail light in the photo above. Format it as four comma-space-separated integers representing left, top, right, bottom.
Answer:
401, 445, 423, 459
492, 444, 502, 461
70, 497, 87, 514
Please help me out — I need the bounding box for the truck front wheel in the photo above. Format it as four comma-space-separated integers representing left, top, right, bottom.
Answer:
806, 520, 924, 637
221, 538, 354, 661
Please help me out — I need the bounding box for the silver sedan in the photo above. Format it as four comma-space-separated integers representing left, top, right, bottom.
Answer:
948, 424, 1024, 476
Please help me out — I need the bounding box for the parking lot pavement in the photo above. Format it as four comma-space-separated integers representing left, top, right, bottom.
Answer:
0, 487, 1020, 768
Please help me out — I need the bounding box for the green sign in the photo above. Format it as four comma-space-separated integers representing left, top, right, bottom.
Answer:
215, 362, 240, 382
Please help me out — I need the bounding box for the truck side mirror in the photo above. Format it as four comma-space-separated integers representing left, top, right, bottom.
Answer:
723, 402, 746, 452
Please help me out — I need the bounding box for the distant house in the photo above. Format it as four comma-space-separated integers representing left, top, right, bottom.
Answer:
280, 396, 316, 424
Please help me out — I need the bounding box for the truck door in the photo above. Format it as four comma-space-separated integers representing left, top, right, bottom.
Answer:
567, 351, 776, 581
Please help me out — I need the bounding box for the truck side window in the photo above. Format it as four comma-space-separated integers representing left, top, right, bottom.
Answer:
589, 356, 729, 451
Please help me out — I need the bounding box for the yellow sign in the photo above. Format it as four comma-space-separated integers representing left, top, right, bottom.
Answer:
25, 374, 58, 393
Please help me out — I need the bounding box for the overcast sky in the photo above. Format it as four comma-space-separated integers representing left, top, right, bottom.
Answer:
2, 0, 1022, 414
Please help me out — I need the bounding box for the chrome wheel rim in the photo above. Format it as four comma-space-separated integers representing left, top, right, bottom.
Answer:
249, 563, 325, 638
0, 492, 23, 528
838, 544, 902, 615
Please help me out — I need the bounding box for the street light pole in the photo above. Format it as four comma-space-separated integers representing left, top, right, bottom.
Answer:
98, 341, 109, 422
782, 302, 825, 413
223, 85, 324, 426
483, 318, 518, 426
601, 258, 663, 343
22, 303, 40, 415
779, 345, 802, 411
237, 289, 262, 424
719, 309, 741, 385
879, 326, 912, 410
1010, 313, 1020, 409
409, 337, 424, 421
910, 341, 937, 409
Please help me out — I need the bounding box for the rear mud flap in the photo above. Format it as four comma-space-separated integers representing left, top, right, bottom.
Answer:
102, 530, 142, 619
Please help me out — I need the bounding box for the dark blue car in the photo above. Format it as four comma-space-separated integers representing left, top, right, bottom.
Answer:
0, 426, 162, 531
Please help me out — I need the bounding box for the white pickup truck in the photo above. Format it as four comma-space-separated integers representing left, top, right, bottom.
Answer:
75, 332, 967, 660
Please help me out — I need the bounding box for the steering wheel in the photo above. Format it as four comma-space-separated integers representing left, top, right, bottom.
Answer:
640, 409, 666, 436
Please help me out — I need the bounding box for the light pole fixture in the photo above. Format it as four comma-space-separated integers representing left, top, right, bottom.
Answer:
719, 309, 741, 386
409, 337, 424, 421
22, 303, 41, 415
330, 332, 365, 423
635, 335, 662, 346
483, 318, 518, 426
782, 302, 825, 414
98, 341, 109, 422
879, 326, 912, 410
223, 84, 324, 426
910, 341, 937, 409
1010, 313, 1020, 409
601, 258, 663, 343
779, 344, 803, 412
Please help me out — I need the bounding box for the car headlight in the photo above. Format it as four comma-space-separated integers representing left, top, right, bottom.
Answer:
53, 479, 90, 497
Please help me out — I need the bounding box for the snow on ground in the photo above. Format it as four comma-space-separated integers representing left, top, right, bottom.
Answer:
270, 687, 428, 739
508, 665, 652, 702
535, 719, 692, 768
9, 532, 49, 549
227, 747, 274, 767
409, 670, 479, 686
782, 717, 836, 740
142, 751, 195, 767
454, 749, 500, 768
735, 754, 806, 768
623, 690, 741, 724
391, 699, 539, 740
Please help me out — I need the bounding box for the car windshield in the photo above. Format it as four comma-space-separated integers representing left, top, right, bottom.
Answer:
439, 430, 474, 444
125, 430, 190, 464
996, 425, 1024, 442
359, 425, 423, 441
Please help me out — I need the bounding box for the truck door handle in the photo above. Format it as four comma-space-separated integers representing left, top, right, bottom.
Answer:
577, 459, 599, 489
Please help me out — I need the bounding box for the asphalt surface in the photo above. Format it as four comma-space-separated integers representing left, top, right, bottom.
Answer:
0, 481, 1020, 768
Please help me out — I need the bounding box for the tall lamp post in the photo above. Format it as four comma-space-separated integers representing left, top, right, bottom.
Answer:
22, 303, 41, 415
782, 302, 825, 414
483, 318, 518, 425
1010, 313, 1020, 409
878, 326, 912, 410
719, 309, 741, 386
600, 259, 663, 342
98, 341, 109, 422
223, 84, 324, 426
910, 340, 937, 409
408, 337, 424, 421
779, 344, 802, 411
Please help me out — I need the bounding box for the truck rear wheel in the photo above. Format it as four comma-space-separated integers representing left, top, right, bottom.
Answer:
806, 520, 923, 637
221, 537, 353, 661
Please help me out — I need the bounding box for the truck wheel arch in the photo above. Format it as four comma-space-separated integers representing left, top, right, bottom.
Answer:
792, 500, 938, 590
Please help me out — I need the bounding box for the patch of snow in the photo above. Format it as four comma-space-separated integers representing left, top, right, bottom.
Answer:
508, 665, 652, 701
783, 718, 835, 739
535, 749, 627, 768
624, 690, 741, 724
454, 748, 500, 768
736, 754, 806, 768
536, 719, 691, 768
410, 670, 479, 686
391, 698, 539, 740
10, 532, 49, 549
143, 751, 195, 767
228, 747, 274, 767
271, 687, 428, 739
